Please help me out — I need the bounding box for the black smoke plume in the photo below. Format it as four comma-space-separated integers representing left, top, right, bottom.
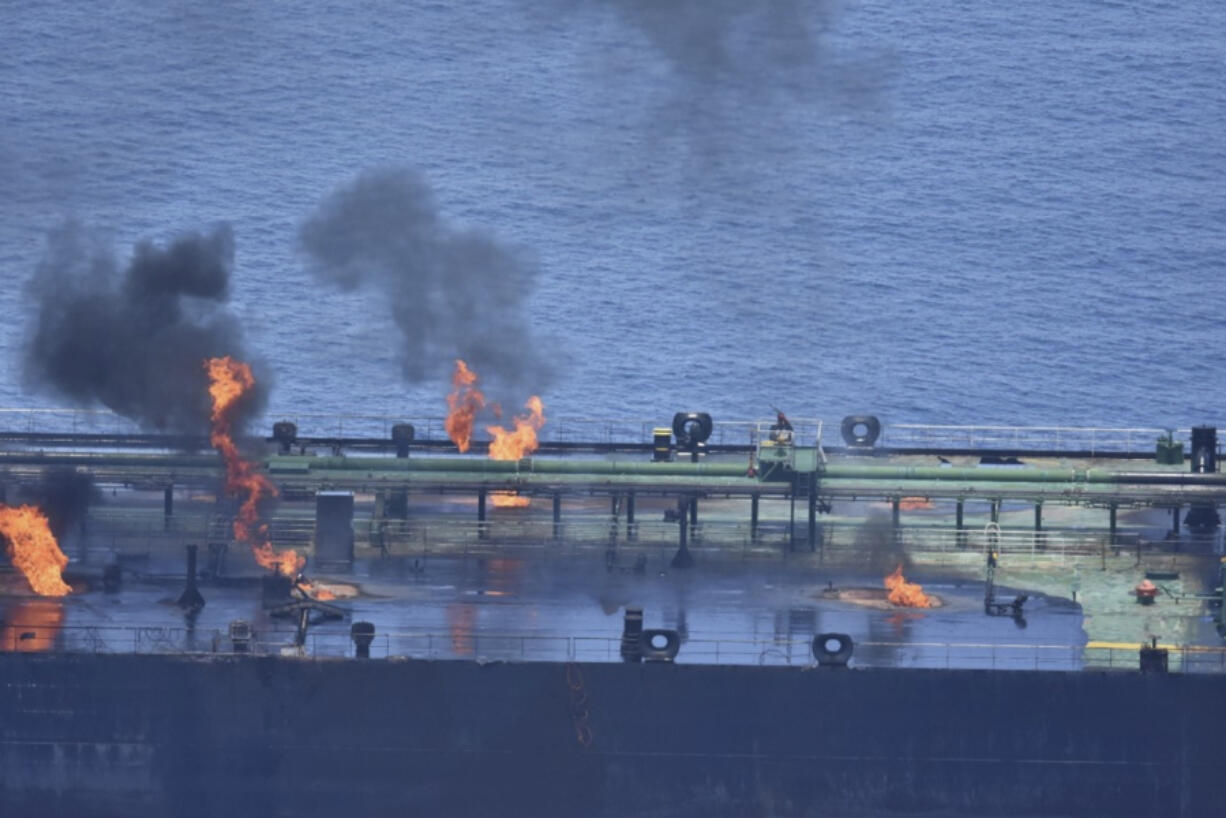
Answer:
851, 510, 912, 573
548, 0, 882, 102
300, 167, 550, 392
587, 0, 830, 88
14, 469, 100, 539
23, 222, 267, 433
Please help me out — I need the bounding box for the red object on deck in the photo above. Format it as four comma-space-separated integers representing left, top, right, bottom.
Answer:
1135, 580, 1158, 604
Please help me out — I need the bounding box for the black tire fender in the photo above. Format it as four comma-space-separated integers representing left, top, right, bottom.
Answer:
840, 415, 881, 447
672, 413, 713, 447
812, 632, 854, 666
639, 629, 681, 662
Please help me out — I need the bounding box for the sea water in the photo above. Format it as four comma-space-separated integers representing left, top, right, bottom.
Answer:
1, 0, 1223, 431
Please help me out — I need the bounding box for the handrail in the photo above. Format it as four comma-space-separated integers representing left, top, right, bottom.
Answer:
880, 424, 1197, 455
1, 407, 1220, 455
3, 623, 1224, 673
0, 407, 820, 445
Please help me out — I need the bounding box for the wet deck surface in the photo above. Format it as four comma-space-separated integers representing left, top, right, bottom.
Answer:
2, 443, 1224, 671
1, 554, 1087, 670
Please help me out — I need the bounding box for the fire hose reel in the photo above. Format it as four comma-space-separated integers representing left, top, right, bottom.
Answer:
1190, 426, 1217, 474
351, 621, 376, 658
229, 620, 253, 653
272, 421, 298, 454
391, 423, 415, 458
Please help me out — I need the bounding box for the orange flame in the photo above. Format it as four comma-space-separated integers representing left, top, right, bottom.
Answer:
296, 579, 335, 601
0, 505, 72, 596
447, 603, 476, 656
884, 564, 932, 608
1, 600, 65, 651
445, 359, 486, 452
251, 542, 304, 578
486, 396, 545, 460
443, 360, 546, 508
204, 357, 304, 577
487, 396, 545, 508
491, 492, 532, 508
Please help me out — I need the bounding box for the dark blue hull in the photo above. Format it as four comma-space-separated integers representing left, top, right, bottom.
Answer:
1, 654, 1220, 817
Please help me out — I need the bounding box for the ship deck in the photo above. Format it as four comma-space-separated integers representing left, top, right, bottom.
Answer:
4, 554, 1097, 669
2, 419, 1225, 672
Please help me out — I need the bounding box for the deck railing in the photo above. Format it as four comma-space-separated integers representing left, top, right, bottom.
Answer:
3, 623, 1223, 673
2, 407, 1220, 457
878, 424, 1187, 454
71, 502, 1184, 568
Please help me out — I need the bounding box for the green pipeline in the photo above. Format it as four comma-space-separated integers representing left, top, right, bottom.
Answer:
269, 456, 1226, 486
1, 449, 1222, 487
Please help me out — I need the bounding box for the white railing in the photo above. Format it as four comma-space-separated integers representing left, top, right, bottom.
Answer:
879, 424, 1188, 454
4, 623, 1224, 673
70, 503, 1175, 565
0, 408, 823, 448
2, 408, 1222, 457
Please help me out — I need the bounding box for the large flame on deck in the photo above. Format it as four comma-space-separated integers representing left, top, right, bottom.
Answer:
0, 505, 72, 596
487, 396, 546, 507
204, 356, 304, 577
884, 564, 932, 608
443, 360, 545, 508
487, 396, 546, 460
445, 359, 486, 453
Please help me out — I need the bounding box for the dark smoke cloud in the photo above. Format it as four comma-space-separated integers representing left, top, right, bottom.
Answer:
852, 510, 912, 573
589, 0, 828, 87
549, 0, 884, 105
300, 167, 550, 392
23, 222, 267, 433
515, 1, 891, 170
14, 469, 100, 539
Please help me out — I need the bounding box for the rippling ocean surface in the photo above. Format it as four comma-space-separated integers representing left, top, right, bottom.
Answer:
2, 0, 1224, 433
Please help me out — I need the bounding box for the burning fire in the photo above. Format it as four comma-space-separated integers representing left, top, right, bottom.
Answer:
251, 542, 304, 577
448, 603, 476, 656
445, 359, 486, 453
297, 579, 335, 601
487, 396, 546, 507
204, 357, 304, 578
443, 360, 546, 508
0, 505, 72, 596
884, 564, 932, 608
1, 600, 65, 652
487, 396, 546, 460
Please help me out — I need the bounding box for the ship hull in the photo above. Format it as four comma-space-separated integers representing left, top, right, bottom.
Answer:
2, 653, 1222, 817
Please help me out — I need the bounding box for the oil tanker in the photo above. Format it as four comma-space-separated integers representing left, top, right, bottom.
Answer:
2, 411, 1224, 817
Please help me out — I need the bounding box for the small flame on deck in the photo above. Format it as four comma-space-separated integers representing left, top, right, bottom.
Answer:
0, 599, 65, 651
445, 359, 486, 453
204, 356, 304, 577
884, 564, 932, 608
297, 579, 335, 601
0, 505, 72, 596
487, 396, 546, 507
